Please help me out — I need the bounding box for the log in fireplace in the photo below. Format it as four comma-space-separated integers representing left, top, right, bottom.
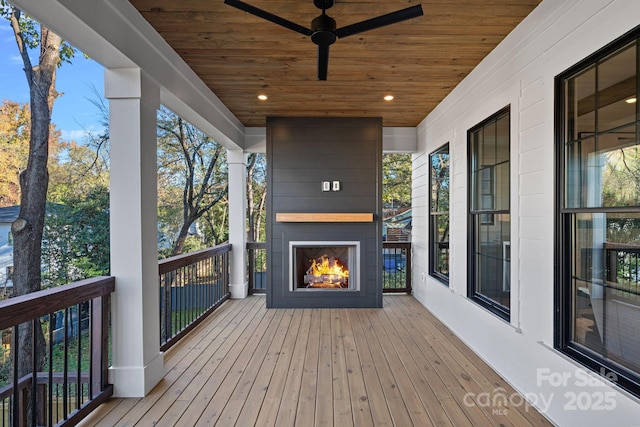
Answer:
290, 241, 360, 291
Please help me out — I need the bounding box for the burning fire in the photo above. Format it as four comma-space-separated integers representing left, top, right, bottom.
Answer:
305, 254, 349, 288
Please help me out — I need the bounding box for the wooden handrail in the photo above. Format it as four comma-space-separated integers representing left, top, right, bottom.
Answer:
0, 276, 115, 330
158, 243, 232, 275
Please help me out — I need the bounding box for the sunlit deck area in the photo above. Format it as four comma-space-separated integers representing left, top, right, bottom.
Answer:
79, 295, 551, 426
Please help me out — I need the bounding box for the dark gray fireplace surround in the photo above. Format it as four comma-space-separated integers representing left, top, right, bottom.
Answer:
266, 117, 383, 308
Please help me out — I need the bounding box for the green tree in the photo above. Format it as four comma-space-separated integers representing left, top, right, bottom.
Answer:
0, 100, 30, 206
48, 140, 110, 202
383, 153, 412, 214
42, 186, 110, 287
2, 4, 74, 425
156, 107, 228, 256
0, 100, 65, 206
44, 120, 110, 288
247, 153, 266, 242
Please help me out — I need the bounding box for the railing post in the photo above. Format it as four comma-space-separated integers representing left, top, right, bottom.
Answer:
247, 242, 255, 293
106, 68, 165, 397
228, 149, 248, 298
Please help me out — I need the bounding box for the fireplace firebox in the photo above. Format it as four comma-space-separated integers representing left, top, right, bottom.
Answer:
290, 241, 360, 291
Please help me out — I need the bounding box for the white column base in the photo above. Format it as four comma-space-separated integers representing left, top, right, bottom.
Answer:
229, 281, 249, 299
108, 352, 166, 397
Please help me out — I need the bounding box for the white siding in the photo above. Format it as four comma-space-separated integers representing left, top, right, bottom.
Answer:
411, 1, 640, 425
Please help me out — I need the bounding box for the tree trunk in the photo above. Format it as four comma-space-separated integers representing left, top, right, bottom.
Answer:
254, 190, 266, 242
246, 154, 256, 242
9, 13, 61, 425
171, 222, 191, 256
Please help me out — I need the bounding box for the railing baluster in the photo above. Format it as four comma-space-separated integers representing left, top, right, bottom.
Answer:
77, 303, 82, 411
31, 319, 37, 427
11, 324, 18, 427
48, 313, 54, 426
0, 277, 115, 426
63, 307, 69, 421
158, 244, 232, 351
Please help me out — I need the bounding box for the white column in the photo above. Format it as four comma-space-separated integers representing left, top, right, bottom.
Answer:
227, 149, 248, 298
105, 68, 165, 397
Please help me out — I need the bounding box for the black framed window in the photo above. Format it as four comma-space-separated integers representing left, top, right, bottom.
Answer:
468, 107, 511, 320
556, 27, 640, 396
429, 144, 450, 284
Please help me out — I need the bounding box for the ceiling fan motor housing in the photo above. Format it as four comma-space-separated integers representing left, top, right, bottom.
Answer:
311, 14, 337, 45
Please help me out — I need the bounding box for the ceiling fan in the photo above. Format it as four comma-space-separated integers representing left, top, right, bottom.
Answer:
224, 0, 424, 80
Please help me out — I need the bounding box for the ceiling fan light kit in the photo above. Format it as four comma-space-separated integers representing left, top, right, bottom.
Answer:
224, 0, 424, 80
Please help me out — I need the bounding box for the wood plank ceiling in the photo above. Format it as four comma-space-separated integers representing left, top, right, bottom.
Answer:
129, 0, 542, 127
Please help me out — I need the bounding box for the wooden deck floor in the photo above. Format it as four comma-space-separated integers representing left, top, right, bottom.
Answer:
79, 295, 552, 426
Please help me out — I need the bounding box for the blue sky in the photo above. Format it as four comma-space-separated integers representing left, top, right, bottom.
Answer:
0, 21, 106, 142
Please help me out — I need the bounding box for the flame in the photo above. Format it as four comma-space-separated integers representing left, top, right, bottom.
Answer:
305, 254, 349, 288
308, 255, 348, 277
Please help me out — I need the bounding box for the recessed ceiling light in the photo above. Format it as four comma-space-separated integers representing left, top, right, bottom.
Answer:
625, 97, 637, 104
384, 95, 394, 101
258, 94, 268, 101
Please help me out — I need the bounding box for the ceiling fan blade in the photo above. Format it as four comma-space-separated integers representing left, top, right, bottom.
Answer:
334, 4, 423, 39
317, 44, 329, 81
224, 0, 313, 36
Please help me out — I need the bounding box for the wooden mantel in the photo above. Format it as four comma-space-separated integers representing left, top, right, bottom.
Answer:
275, 213, 374, 223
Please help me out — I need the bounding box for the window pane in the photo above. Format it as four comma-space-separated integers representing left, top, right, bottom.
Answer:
430, 144, 450, 282
470, 130, 481, 210
566, 124, 640, 208
601, 126, 640, 206
495, 162, 510, 211
482, 123, 496, 166
430, 147, 450, 213
471, 112, 509, 212
434, 214, 450, 278
496, 113, 510, 164
474, 213, 510, 310
572, 212, 640, 373
567, 66, 596, 141
597, 44, 637, 133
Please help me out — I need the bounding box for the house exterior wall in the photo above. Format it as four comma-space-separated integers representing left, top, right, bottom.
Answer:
412, 1, 640, 425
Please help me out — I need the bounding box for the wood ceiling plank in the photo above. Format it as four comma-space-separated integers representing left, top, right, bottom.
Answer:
129, 0, 542, 127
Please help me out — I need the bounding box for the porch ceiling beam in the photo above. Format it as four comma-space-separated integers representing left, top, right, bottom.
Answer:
243, 126, 418, 153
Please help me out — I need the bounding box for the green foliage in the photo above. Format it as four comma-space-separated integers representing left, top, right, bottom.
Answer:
42, 186, 110, 288
247, 153, 267, 242
383, 153, 412, 208
0, 1, 75, 65
602, 147, 640, 207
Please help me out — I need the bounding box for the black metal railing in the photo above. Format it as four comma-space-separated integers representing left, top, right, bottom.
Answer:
247, 242, 266, 294
158, 244, 232, 351
246, 241, 412, 294
605, 243, 640, 300
383, 242, 412, 293
0, 276, 114, 426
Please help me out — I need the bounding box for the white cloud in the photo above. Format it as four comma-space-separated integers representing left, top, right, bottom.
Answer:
61, 125, 106, 142
8, 54, 22, 64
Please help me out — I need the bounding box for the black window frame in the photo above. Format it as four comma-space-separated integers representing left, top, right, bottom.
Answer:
429, 143, 450, 285
555, 25, 640, 398
467, 106, 511, 321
